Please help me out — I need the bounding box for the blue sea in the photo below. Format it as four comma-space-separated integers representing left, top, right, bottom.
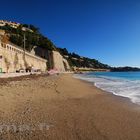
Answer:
74, 72, 140, 105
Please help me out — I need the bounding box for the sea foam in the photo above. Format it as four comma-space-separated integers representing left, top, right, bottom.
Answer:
74, 73, 140, 105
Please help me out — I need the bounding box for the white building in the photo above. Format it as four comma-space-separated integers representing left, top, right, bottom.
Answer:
0, 20, 20, 29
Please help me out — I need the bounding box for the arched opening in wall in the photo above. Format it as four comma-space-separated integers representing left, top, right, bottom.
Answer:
4, 57, 10, 73
14, 52, 19, 70
47, 51, 54, 70
63, 61, 67, 71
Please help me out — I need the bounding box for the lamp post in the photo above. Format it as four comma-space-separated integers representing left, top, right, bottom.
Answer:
0, 36, 2, 73
22, 27, 26, 57
23, 33, 26, 57
22, 29, 27, 71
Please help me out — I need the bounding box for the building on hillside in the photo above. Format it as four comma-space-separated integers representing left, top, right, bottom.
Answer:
22, 27, 33, 32
0, 20, 33, 32
0, 20, 20, 29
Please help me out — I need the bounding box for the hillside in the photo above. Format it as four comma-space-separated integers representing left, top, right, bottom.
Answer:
0, 22, 56, 51
0, 20, 110, 70
57, 48, 110, 69
111, 67, 140, 72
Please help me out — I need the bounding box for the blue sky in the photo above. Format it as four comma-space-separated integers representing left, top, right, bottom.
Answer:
0, 0, 140, 67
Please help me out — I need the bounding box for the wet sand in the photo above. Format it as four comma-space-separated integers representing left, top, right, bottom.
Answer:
0, 74, 140, 140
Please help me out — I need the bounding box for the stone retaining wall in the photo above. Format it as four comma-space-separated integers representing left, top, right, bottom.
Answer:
0, 42, 47, 73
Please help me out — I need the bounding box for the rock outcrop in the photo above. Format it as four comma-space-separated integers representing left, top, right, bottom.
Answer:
51, 51, 70, 72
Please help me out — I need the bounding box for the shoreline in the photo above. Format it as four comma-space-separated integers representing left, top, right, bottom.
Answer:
0, 73, 139, 108
73, 73, 140, 107
0, 74, 140, 139
73, 74, 140, 109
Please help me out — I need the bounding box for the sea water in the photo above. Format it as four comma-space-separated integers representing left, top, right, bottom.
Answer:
74, 72, 140, 105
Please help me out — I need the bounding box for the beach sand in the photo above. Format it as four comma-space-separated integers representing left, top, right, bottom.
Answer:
0, 74, 140, 140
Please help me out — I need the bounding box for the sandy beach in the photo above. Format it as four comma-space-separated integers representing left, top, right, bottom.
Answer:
0, 74, 140, 140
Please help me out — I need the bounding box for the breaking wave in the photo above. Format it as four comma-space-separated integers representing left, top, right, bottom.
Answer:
74, 72, 140, 105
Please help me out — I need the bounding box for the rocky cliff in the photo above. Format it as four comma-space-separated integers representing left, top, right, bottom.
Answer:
51, 51, 70, 72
